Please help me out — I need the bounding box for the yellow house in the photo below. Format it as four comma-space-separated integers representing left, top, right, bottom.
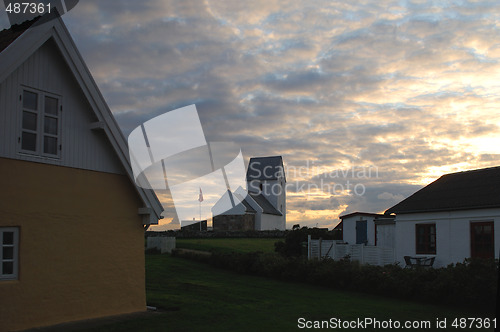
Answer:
0, 15, 163, 331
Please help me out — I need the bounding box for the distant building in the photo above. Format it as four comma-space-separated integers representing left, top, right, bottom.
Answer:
181, 220, 208, 231
212, 156, 286, 231
338, 212, 395, 247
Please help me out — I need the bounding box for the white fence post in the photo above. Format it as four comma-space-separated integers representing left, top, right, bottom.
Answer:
307, 235, 311, 260
318, 238, 322, 258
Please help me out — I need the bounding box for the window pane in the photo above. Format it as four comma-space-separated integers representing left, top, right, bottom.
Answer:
45, 96, 58, 115
21, 132, 37, 151
3, 232, 13, 245
44, 116, 58, 135
44, 136, 58, 155
2, 262, 13, 275
22, 111, 37, 131
3, 247, 13, 260
23, 91, 37, 110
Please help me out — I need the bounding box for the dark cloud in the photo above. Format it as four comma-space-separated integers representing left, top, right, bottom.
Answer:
55, 0, 500, 228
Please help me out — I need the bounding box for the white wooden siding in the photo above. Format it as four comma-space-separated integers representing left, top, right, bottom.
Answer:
0, 38, 124, 174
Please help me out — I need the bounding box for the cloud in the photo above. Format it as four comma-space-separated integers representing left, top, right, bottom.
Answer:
52, 0, 500, 228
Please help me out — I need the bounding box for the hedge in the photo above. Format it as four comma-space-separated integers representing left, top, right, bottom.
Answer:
199, 251, 497, 312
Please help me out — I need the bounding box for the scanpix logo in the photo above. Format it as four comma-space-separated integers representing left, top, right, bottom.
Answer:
128, 105, 248, 225
3, 0, 79, 27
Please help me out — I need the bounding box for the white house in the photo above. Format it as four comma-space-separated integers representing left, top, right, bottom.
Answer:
338, 212, 395, 248
385, 166, 500, 267
212, 156, 286, 231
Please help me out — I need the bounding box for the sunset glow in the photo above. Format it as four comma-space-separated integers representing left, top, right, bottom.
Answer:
3, 1, 499, 229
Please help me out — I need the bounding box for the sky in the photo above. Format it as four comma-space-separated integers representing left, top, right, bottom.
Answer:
2, 0, 500, 230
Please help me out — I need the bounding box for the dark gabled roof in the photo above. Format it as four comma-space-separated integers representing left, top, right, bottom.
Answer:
0, 17, 40, 53
248, 191, 283, 216
339, 212, 384, 219
246, 156, 285, 182
385, 166, 500, 215
231, 191, 257, 214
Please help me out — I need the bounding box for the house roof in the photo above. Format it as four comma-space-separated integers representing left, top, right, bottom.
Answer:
246, 156, 286, 182
0, 17, 38, 52
233, 193, 257, 214
0, 16, 163, 223
248, 191, 283, 216
339, 212, 384, 219
385, 166, 500, 215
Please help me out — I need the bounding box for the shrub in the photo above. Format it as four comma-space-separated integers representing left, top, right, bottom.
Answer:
274, 227, 341, 257
201, 251, 497, 312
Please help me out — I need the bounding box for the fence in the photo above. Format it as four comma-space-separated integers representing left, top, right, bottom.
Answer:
307, 235, 395, 266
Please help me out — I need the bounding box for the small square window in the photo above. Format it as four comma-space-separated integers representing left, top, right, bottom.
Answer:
22, 111, 37, 131
3, 232, 13, 245
43, 136, 58, 155
21, 132, 37, 151
3, 247, 13, 260
2, 262, 13, 275
44, 96, 58, 115
44, 116, 58, 135
23, 91, 37, 110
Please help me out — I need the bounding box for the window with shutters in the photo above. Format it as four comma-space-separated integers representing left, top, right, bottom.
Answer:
19, 88, 61, 157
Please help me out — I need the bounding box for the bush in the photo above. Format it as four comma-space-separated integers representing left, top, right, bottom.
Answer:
203, 251, 497, 312
274, 227, 341, 257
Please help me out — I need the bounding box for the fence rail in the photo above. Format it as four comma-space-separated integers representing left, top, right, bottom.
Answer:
307, 235, 395, 266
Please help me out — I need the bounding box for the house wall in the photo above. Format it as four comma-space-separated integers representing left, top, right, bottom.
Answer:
375, 223, 395, 248
260, 213, 285, 231
212, 214, 255, 231
0, 158, 146, 331
247, 177, 286, 228
341, 215, 376, 245
211, 191, 247, 216
0, 38, 125, 174
394, 209, 500, 267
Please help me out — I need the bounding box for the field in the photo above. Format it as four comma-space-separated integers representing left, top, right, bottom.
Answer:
175, 237, 279, 253
76, 254, 488, 332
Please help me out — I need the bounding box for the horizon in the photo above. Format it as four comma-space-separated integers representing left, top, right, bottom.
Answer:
2, 1, 500, 230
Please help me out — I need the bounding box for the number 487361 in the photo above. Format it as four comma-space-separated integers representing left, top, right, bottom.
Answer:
451, 318, 496, 329
5, 2, 51, 14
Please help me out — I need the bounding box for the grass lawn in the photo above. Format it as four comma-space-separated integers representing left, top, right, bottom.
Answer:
175, 237, 280, 253
81, 254, 489, 332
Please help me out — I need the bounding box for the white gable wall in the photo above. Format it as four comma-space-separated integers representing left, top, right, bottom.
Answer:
260, 213, 285, 231
0, 38, 125, 174
394, 208, 500, 267
341, 215, 376, 246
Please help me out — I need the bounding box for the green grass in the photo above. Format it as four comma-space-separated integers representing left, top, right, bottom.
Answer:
82, 255, 490, 332
176, 237, 280, 254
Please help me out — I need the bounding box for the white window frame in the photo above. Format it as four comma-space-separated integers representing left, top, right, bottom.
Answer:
19, 87, 62, 158
0, 227, 19, 281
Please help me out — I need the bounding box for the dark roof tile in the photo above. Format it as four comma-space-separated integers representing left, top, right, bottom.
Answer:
246, 156, 285, 181
0, 17, 40, 53
248, 191, 282, 215
386, 166, 500, 214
